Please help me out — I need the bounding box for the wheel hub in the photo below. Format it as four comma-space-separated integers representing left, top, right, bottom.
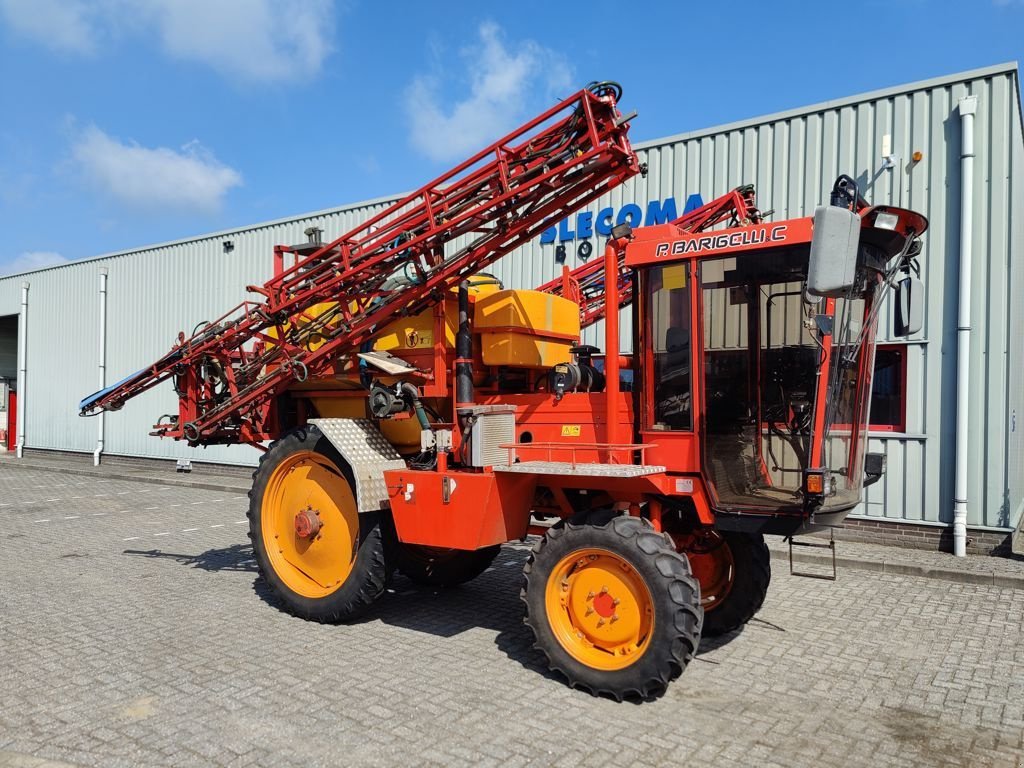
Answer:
294, 507, 321, 539
592, 590, 616, 618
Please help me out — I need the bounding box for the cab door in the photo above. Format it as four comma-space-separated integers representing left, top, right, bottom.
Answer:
637, 262, 701, 471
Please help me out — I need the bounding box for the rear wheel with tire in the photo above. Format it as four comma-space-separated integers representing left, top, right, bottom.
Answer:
522, 511, 702, 701
248, 425, 388, 622
395, 543, 501, 587
670, 529, 770, 637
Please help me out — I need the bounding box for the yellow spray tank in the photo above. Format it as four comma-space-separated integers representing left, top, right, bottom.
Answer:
474, 288, 580, 368
270, 274, 579, 452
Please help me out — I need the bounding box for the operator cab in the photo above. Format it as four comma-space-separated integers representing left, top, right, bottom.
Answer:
627, 177, 926, 529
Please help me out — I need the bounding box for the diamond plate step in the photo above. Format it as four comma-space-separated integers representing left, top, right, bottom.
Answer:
492, 461, 665, 478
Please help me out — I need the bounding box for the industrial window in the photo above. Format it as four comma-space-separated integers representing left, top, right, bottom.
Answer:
831, 344, 907, 433
867, 345, 907, 432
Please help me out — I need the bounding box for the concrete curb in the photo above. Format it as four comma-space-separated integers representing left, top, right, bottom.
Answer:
771, 548, 1024, 590
2, 460, 251, 495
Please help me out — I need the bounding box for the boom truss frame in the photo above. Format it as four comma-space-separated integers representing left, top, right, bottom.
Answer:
81, 84, 640, 446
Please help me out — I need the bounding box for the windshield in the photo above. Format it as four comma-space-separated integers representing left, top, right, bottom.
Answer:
698, 248, 881, 514
818, 280, 884, 511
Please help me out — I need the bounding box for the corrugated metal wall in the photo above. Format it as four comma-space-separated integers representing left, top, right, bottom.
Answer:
1, 64, 1020, 531
0, 197, 400, 466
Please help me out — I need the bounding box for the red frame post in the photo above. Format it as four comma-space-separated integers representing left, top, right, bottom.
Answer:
603, 238, 623, 460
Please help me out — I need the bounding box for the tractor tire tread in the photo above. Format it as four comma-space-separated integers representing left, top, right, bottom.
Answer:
247, 424, 387, 624
701, 532, 771, 637
521, 511, 702, 702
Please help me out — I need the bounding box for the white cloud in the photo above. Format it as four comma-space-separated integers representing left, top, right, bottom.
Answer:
4, 251, 69, 275
72, 126, 242, 213
136, 0, 334, 82
405, 22, 573, 163
0, 0, 97, 54
0, 0, 334, 82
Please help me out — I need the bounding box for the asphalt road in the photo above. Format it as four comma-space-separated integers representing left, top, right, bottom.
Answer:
1, 465, 1022, 767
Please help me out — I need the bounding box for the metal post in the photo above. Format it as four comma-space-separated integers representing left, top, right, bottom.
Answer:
94, 268, 108, 466
15, 281, 28, 459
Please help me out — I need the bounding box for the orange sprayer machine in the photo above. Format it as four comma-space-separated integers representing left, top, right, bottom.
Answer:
82, 83, 926, 700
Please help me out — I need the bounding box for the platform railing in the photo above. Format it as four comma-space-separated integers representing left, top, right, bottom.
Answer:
498, 441, 654, 468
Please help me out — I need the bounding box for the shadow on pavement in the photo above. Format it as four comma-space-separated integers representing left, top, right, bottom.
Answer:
352, 544, 754, 676
694, 616, 786, 659
122, 543, 257, 572
127, 540, 758, 678
357, 546, 558, 682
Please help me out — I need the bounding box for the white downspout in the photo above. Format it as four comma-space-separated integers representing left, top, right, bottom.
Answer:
953, 95, 977, 557
15, 281, 28, 459
94, 268, 108, 466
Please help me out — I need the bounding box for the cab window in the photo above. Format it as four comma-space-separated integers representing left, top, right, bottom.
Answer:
647, 264, 692, 430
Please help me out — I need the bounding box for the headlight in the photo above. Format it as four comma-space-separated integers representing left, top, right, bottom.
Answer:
874, 211, 899, 231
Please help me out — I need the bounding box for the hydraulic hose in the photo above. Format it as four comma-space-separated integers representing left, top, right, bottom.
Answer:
400, 382, 431, 432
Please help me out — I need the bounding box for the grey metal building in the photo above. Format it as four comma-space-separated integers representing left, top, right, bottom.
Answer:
1, 62, 1021, 548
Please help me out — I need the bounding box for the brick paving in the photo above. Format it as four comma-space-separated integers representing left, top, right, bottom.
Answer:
1, 464, 1022, 767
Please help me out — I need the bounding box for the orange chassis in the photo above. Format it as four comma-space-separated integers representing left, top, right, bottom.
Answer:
384, 391, 714, 551
381, 230, 745, 554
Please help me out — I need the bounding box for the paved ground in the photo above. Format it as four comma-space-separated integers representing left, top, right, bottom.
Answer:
1, 464, 1023, 768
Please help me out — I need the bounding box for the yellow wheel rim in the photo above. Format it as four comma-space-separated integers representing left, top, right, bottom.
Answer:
261, 450, 358, 598
544, 547, 654, 671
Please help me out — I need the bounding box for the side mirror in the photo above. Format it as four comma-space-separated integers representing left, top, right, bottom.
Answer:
806, 205, 861, 298
893, 275, 923, 337
864, 451, 886, 487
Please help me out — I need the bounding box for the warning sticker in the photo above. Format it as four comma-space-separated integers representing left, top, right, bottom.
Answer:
560, 425, 582, 437
662, 263, 687, 290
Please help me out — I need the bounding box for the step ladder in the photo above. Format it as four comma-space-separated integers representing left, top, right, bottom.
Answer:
788, 529, 838, 581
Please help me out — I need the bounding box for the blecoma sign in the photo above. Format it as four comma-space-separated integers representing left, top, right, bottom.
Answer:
539, 194, 705, 244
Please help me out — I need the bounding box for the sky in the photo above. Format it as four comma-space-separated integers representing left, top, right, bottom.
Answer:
0, 0, 1021, 276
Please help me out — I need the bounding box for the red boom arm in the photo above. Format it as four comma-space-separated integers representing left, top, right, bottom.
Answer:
80, 83, 640, 446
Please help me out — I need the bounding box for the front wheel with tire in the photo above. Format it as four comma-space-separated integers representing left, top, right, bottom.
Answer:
248, 425, 388, 623
395, 543, 501, 587
522, 512, 702, 701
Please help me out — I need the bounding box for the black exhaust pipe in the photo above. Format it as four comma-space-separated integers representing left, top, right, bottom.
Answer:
455, 280, 474, 409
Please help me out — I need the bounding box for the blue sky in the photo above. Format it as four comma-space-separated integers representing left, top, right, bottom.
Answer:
0, 0, 1021, 275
